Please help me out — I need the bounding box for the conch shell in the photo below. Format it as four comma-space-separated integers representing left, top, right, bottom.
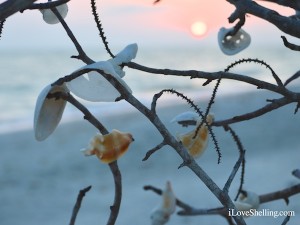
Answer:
177, 114, 214, 158
218, 27, 251, 55
40, 3, 68, 24
150, 181, 176, 225
81, 129, 134, 163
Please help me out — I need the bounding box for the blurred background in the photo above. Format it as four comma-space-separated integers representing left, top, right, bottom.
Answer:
0, 0, 299, 225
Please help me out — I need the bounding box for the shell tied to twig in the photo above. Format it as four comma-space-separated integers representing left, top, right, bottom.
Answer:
34, 84, 68, 141
40, 3, 68, 24
66, 43, 138, 102
234, 190, 260, 217
81, 129, 134, 163
150, 181, 176, 225
218, 27, 251, 55
176, 114, 214, 158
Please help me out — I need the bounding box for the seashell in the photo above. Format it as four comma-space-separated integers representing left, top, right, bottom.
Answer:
170, 111, 199, 127
81, 129, 134, 163
234, 190, 260, 214
218, 27, 251, 55
40, 4, 68, 25
66, 43, 138, 102
34, 84, 68, 141
177, 114, 214, 158
150, 181, 176, 225
108, 43, 138, 78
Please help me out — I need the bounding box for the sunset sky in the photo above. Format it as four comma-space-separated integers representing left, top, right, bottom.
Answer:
0, 0, 295, 50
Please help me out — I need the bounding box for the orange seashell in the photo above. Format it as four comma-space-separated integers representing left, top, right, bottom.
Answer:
177, 114, 214, 158
81, 129, 134, 163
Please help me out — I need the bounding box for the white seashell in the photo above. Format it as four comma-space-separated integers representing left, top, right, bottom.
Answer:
66, 61, 132, 102
170, 111, 199, 126
234, 201, 253, 211
40, 4, 68, 24
34, 84, 68, 141
150, 181, 176, 225
218, 27, 251, 55
108, 43, 138, 78
150, 209, 170, 225
234, 190, 260, 215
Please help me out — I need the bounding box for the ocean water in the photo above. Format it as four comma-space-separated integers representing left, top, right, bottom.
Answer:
0, 46, 299, 133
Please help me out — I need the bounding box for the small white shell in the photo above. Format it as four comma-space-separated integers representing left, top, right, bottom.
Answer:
170, 111, 199, 126
150, 181, 176, 225
109, 43, 138, 78
218, 27, 251, 55
66, 61, 132, 102
40, 4, 68, 24
234, 191, 260, 213
34, 84, 68, 141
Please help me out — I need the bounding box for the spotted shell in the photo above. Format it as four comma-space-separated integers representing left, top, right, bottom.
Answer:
218, 27, 251, 55
177, 114, 214, 158
81, 129, 134, 163
40, 3, 68, 24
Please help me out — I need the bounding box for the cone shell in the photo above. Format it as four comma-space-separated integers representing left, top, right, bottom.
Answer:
40, 4, 68, 24
218, 27, 251, 55
81, 129, 134, 163
177, 114, 214, 158
34, 84, 68, 141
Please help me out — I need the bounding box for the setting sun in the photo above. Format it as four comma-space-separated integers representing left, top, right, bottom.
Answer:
190, 21, 208, 37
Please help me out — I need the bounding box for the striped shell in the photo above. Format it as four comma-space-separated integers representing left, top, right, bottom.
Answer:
177, 114, 214, 158
81, 130, 134, 163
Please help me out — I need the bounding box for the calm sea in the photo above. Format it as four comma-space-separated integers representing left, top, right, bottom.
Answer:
0, 46, 299, 133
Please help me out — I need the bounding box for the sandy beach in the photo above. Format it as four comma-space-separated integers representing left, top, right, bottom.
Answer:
0, 90, 299, 225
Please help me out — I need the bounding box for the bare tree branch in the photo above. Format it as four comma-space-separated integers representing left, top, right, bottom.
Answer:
27, 0, 70, 10
227, 0, 300, 38
0, 0, 37, 21
69, 186, 92, 225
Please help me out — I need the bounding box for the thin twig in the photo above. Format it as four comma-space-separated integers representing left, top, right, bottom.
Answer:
281, 36, 300, 51
51, 7, 93, 64
107, 161, 122, 225
213, 97, 294, 127
178, 184, 300, 216
69, 186, 92, 225
142, 141, 167, 161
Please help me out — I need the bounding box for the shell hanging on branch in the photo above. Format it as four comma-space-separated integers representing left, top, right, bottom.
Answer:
177, 114, 214, 158
150, 181, 176, 225
234, 190, 260, 217
218, 27, 251, 55
34, 84, 68, 141
170, 111, 198, 127
66, 43, 138, 102
39, 3, 68, 24
81, 129, 134, 163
